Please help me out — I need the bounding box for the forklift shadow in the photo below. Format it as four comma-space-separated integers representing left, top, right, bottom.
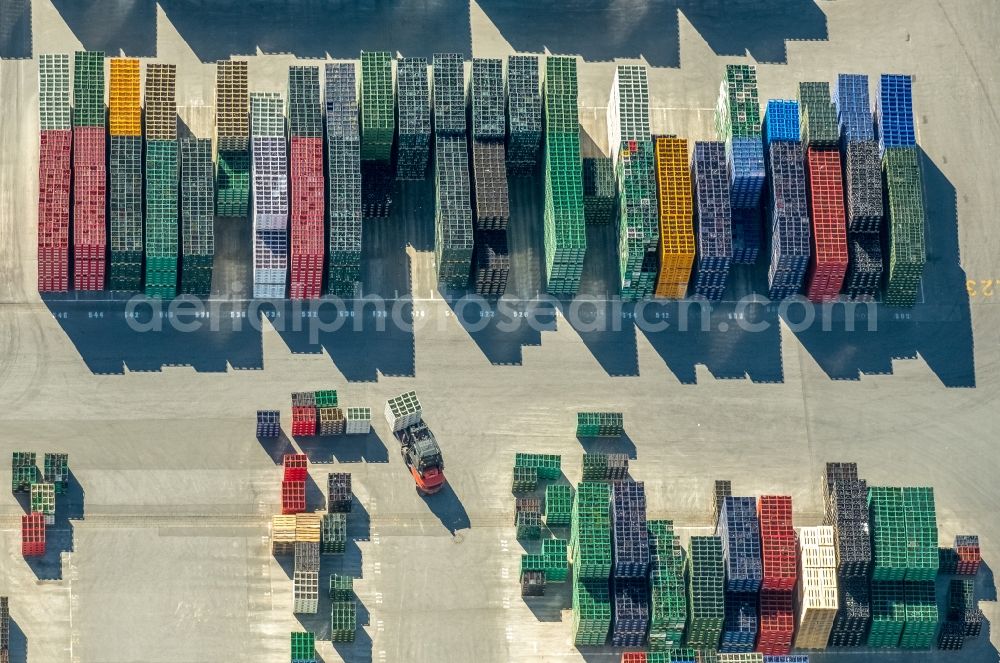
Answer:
420, 482, 470, 535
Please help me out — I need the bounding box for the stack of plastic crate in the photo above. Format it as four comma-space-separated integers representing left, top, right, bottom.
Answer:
608, 66, 657, 301
652, 137, 695, 298
938, 579, 981, 650
763, 100, 810, 300
215, 61, 250, 217
545, 484, 572, 527
798, 82, 840, 148
576, 412, 624, 437
803, 146, 848, 302
543, 56, 586, 296
396, 57, 431, 180
43, 453, 69, 495
321, 513, 347, 554
144, 63, 179, 297
721, 592, 758, 653
471, 58, 511, 298
584, 157, 616, 224
571, 482, 612, 645
506, 55, 542, 175
179, 138, 215, 296
900, 487, 939, 649
256, 410, 281, 438
432, 53, 474, 290
328, 473, 352, 513
611, 481, 649, 646
542, 537, 569, 583
867, 485, 906, 647
293, 542, 320, 614
684, 536, 725, 648
30, 482, 56, 525
882, 139, 926, 307
901, 579, 938, 649
835, 75, 884, 299
822, 463, 872, 647
953, 535, 982, 576
360, 51, 395, 218
718, 497, 762, 652
11, 452, 39, 493
37, 54, 72, 292
282, 454, 308, 515
108, 57, 143, 291
794, 526, 838, 649
290, 632, 315, 663
1, 596, 8, 663
647, 520, 686, 651
516, 499, 542, 540
616, 139, 659, 301
692, 142, 733, 301
325, 63, 363, 297
73, 51, 107, 291
21, 512, 45, 557
717, 65, 764, 265
756, 496, 796, 654
581, 453, 629, 481
330, 575, 357, 642
251, 92, 288, 299
288, 66, 324, 299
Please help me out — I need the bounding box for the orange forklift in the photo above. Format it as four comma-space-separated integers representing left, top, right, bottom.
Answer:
385, 391, 445, 495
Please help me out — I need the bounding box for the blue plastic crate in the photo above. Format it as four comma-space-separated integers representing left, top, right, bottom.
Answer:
877, 74, 916, 153
727, 137, 766, 209
835, 74, 875, 142
764, 657, 810, 663
612, 578, 649, 647
722, 591, 759, 652
763, 100, 801, 145
612, 482, 650, 579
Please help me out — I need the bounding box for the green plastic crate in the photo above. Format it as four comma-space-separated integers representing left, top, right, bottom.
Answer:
360, 51, 394, 162
289, 631, 315, 662
542, 538, 569, 582
544, 484, 572, 527
576, 412, 624, 437
901, 580, 939, 649
328, 574, 354, 601
572, 577, 611, 646
514, 453, 561, 480
869, 486, 908, 581
798, 81, 840, 147
516, 510, 541, 540
330, 601, 357, 642
314, 390, 338, 408
869, 580, 906, 648
320, 513, 347, 554
903, 487, 939, 581
216, 150, 250, 217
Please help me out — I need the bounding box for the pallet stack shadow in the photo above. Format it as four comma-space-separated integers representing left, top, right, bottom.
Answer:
823, 462, 871, 647
432, 53, 474, 290
108, 57, 143, 291
834, 74, 884, 301
543, 56, 585, 296
505, 55, 542, 176
72, 51, 107, 291
716, 64, 764, 266
290, 390, 372, 437
179, 137, 214, 296
762, 99, 810, 299
877, 74, 925, 307
13, 452, 69, 557
470, 58, 511, 297
215, 61, 250, 218
288, 66, 324, 299
716, 497, 760, 653
395, 57, 431, 181
326, 63, 363, 297
251, 91, 288, 299
37, 54, 72, 292
608, 65, 658, 301
692, 141, 733, 300
360, 51, 394, 219
758, 495, 796, 654
799, 82, 848, 302
144, 63, 179, 297
653, 137, 694, 298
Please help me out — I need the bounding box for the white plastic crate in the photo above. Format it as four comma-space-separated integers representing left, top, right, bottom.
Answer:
292, 570, 319, 614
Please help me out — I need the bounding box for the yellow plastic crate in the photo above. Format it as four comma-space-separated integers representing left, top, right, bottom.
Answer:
109, 58, 141, 136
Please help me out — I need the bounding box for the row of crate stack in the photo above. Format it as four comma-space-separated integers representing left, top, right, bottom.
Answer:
12, 452, 69, 557
269, 390, 373, 437
514, 454, 983, 655
37, 54, 924, 307
1, 596, 8, 663
271, 453, 358, 646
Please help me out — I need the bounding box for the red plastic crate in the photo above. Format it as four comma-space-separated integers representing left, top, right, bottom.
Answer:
621, 654, 647, 663
291, 406, 317, 437
283, 453, 309, 481
804, 147, 848, 302
758, 495, 798, 591
757, 589, 794, 654
21, 513, 46, 557
37, 130, 72, 292
281, 480, 306, 514
956, 543, 981, 575
72, 126, 107, 291
289, 137, 324, 300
